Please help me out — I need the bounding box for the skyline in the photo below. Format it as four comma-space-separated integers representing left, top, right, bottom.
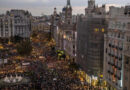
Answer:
0, 0, 130, 16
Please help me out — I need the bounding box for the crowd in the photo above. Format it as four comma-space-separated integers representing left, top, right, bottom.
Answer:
41, 68, 84, 90
0, 32, 87, 90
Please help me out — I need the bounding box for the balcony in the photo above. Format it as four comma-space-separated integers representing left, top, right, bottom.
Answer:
114, 74, 117, 78
108, 53, 111, 56
108, 70, 110, 74
110, 72, 114, 75
111, 54, 114, 57
119, 47, 123, 51
125, 60, 129, 64
115, 46, 118, 49
118, 67, 122, 70
111, 45, 115, 48
115, 56, 118, 59
114, 64, 118, 68
111, 63, 114, 66
119, 57, 122, 61
117, 76, 121, 80
108, 61, 114, 66
109, 44, 111, 47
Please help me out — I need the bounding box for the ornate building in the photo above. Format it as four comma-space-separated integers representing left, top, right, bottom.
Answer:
51, 0, 77, 61
0, 10, 32, 39
58, 0, 77, 60
65, 0, 72, 24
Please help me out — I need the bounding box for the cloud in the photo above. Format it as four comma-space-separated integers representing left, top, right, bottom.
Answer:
0, 0, 130, 16
41, 0, 50, 3
0, 0, 38, 3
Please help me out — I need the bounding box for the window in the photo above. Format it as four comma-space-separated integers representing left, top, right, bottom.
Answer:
73, 50, 75, 54
15, 20, 17, 24
94, 28, 99, 32
102, 28, 105, 32
73, 45, 75, 49
118, 33, 120, 38
125, 57, 129, 64
106, 48, 107, 53
68, 21, 70, 24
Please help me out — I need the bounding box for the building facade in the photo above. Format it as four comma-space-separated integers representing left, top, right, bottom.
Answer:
32, 16, 50, 32
77, 0, 108, 78
123, 6, 130, 90
123, 23, 130, 90
51, 0, 77, 61
0, 9, 32, 39
103, 6, 130, 90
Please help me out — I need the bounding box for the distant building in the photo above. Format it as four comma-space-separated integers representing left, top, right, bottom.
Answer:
77, 0, 108, 76
32, 16, 50, 32
103, 6, 130, 90
51, 7, 61, 48
58, 0, 77, 61
0, 9, 32, 39
51, 0, 77, 61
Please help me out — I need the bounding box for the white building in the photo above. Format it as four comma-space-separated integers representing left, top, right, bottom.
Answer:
0, 9, 32, 38
103, 6, 130, 90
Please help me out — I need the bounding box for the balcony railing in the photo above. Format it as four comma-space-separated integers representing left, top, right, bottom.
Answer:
108, 70, 110, 74
119, 57, 122, 61
111, 54, 114, 57
109, 44, 111, 47
108, 53, 111, 56
118, 67, 122, 70
114, 64, 118, 68
112, 45, 115, 48
119, 47, 123, 51
115, 56, 118, 59
114, 74, 117, 78
117, 76, 121, 80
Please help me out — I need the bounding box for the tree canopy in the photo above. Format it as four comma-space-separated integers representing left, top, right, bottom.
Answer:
16, 40, 32, 56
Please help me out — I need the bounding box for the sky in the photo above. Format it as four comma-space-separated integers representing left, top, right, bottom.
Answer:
0, 0, 130, 16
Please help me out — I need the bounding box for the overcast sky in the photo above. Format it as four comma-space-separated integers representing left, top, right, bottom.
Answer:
0, 0, 129, 16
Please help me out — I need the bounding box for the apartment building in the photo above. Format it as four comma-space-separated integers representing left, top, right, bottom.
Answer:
103, 6, 130, 90
123, 6, 130, 90
0, 9, 32, 39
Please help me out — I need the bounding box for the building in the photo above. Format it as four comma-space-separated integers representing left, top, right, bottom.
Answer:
123, 6, 130, 90
103, 6, 130, 90
51, 7, 61, 48
0, 14, 13, 38
58, 0, 77, 61
123, 23, 130, 90
32, 16, 50, 32
51, 0, 77, 61
0, 9, 32, 39
77, 0, 108, 81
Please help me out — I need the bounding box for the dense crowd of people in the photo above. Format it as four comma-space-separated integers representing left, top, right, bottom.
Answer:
0, 32, 87, 90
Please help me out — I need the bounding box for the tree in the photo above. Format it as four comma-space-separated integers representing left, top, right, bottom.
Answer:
10, 35, 23, 43
16, 40, 32, 56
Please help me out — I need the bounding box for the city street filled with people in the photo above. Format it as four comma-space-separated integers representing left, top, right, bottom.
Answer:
0, 31, 88, 90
